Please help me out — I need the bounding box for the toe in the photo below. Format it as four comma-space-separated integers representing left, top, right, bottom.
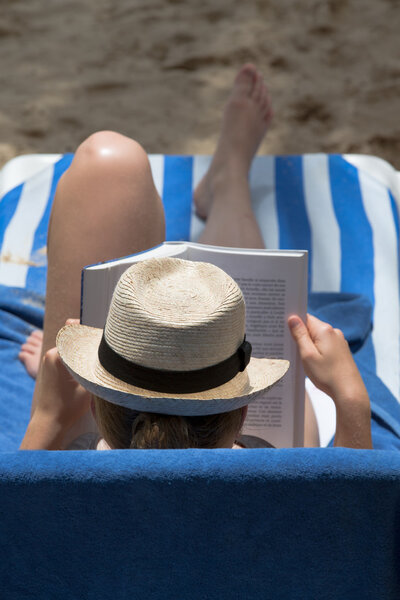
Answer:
259, 80, 269, 103
252, 74, 260, 101
31, 329, 43, 340
260, 89, 269, 110
20, 343, 32, 353
252, 72, 265, 103
261, 96, 271, 116
234, 63, 257, 96
262, 87, 273, 119
264, 109, 273, 125
19, 350, 29, 363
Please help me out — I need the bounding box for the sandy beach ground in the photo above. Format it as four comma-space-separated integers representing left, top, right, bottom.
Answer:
0, 0, 399, 170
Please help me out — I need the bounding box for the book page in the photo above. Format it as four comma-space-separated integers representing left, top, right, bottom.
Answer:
187, 244, 307, 448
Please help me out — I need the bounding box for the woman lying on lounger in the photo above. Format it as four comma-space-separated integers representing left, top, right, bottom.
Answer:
19, 64, 372, 451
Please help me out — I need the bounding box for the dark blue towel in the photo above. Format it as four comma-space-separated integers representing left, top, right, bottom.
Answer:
0, 448, 399, 600
0, 286, 42, 450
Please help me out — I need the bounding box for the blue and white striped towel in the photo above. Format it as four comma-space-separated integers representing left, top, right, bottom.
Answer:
0, 152, 399, 449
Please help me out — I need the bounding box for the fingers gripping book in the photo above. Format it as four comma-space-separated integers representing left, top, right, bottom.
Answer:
81, 242, 308, 448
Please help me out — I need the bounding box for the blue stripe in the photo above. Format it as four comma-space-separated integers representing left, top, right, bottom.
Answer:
0, 184, 24, 252
389, 191, 400, 301
162, 156, 193, 241
26, 154, 74, 296
329, 156, 375, 302
329, 155, 375, 370
275, 156, 312, 288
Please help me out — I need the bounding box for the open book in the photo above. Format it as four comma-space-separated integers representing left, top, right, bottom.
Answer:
81, 242, 308, 448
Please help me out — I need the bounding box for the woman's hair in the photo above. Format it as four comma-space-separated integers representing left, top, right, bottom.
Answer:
93, 395, 244, 449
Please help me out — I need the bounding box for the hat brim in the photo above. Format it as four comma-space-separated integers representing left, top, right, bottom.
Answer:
57, 324, 290, 416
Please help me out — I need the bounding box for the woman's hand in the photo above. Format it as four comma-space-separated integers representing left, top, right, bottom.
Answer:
288, 314, 372, 449
20, 319, 92, 450
288, 314, 365, 402
34, 346, 92, 430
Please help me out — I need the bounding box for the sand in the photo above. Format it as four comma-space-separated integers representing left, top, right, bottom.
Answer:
0, 0, 399, 169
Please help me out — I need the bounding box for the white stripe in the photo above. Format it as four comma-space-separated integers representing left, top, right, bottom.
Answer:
344, 154, 400, 210
0, 154, 62, 199
250, 156, 279, 249
359, 171, 400, 401
0, 165, 54, 287
148, 155, 164, 199
306, 378, 336, 447
303, 154, 341, 292
189, 155, 211, 242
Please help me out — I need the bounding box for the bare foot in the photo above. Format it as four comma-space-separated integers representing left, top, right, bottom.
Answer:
19, 329, 43, 379
194, 64, 272, 220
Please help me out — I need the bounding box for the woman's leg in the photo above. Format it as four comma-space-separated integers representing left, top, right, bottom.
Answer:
31, 131, 165, 428
194, 64, 271, 249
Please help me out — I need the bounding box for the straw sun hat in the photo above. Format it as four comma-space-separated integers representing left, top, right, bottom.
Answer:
57, 257, 289, 416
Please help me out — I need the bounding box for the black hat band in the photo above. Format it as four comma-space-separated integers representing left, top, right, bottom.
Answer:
98, 333, 252, 394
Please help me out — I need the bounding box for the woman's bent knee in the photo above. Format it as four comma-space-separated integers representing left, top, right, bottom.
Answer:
55, 130, 157, 215
73, 131, 150, 177
55, 131, 164, 243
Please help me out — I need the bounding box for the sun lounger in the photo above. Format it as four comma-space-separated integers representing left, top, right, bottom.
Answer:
0, 153, 399, 599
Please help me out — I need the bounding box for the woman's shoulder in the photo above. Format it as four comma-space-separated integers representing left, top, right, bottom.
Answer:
236, 435, 275, 449
66, 432, 101, 450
